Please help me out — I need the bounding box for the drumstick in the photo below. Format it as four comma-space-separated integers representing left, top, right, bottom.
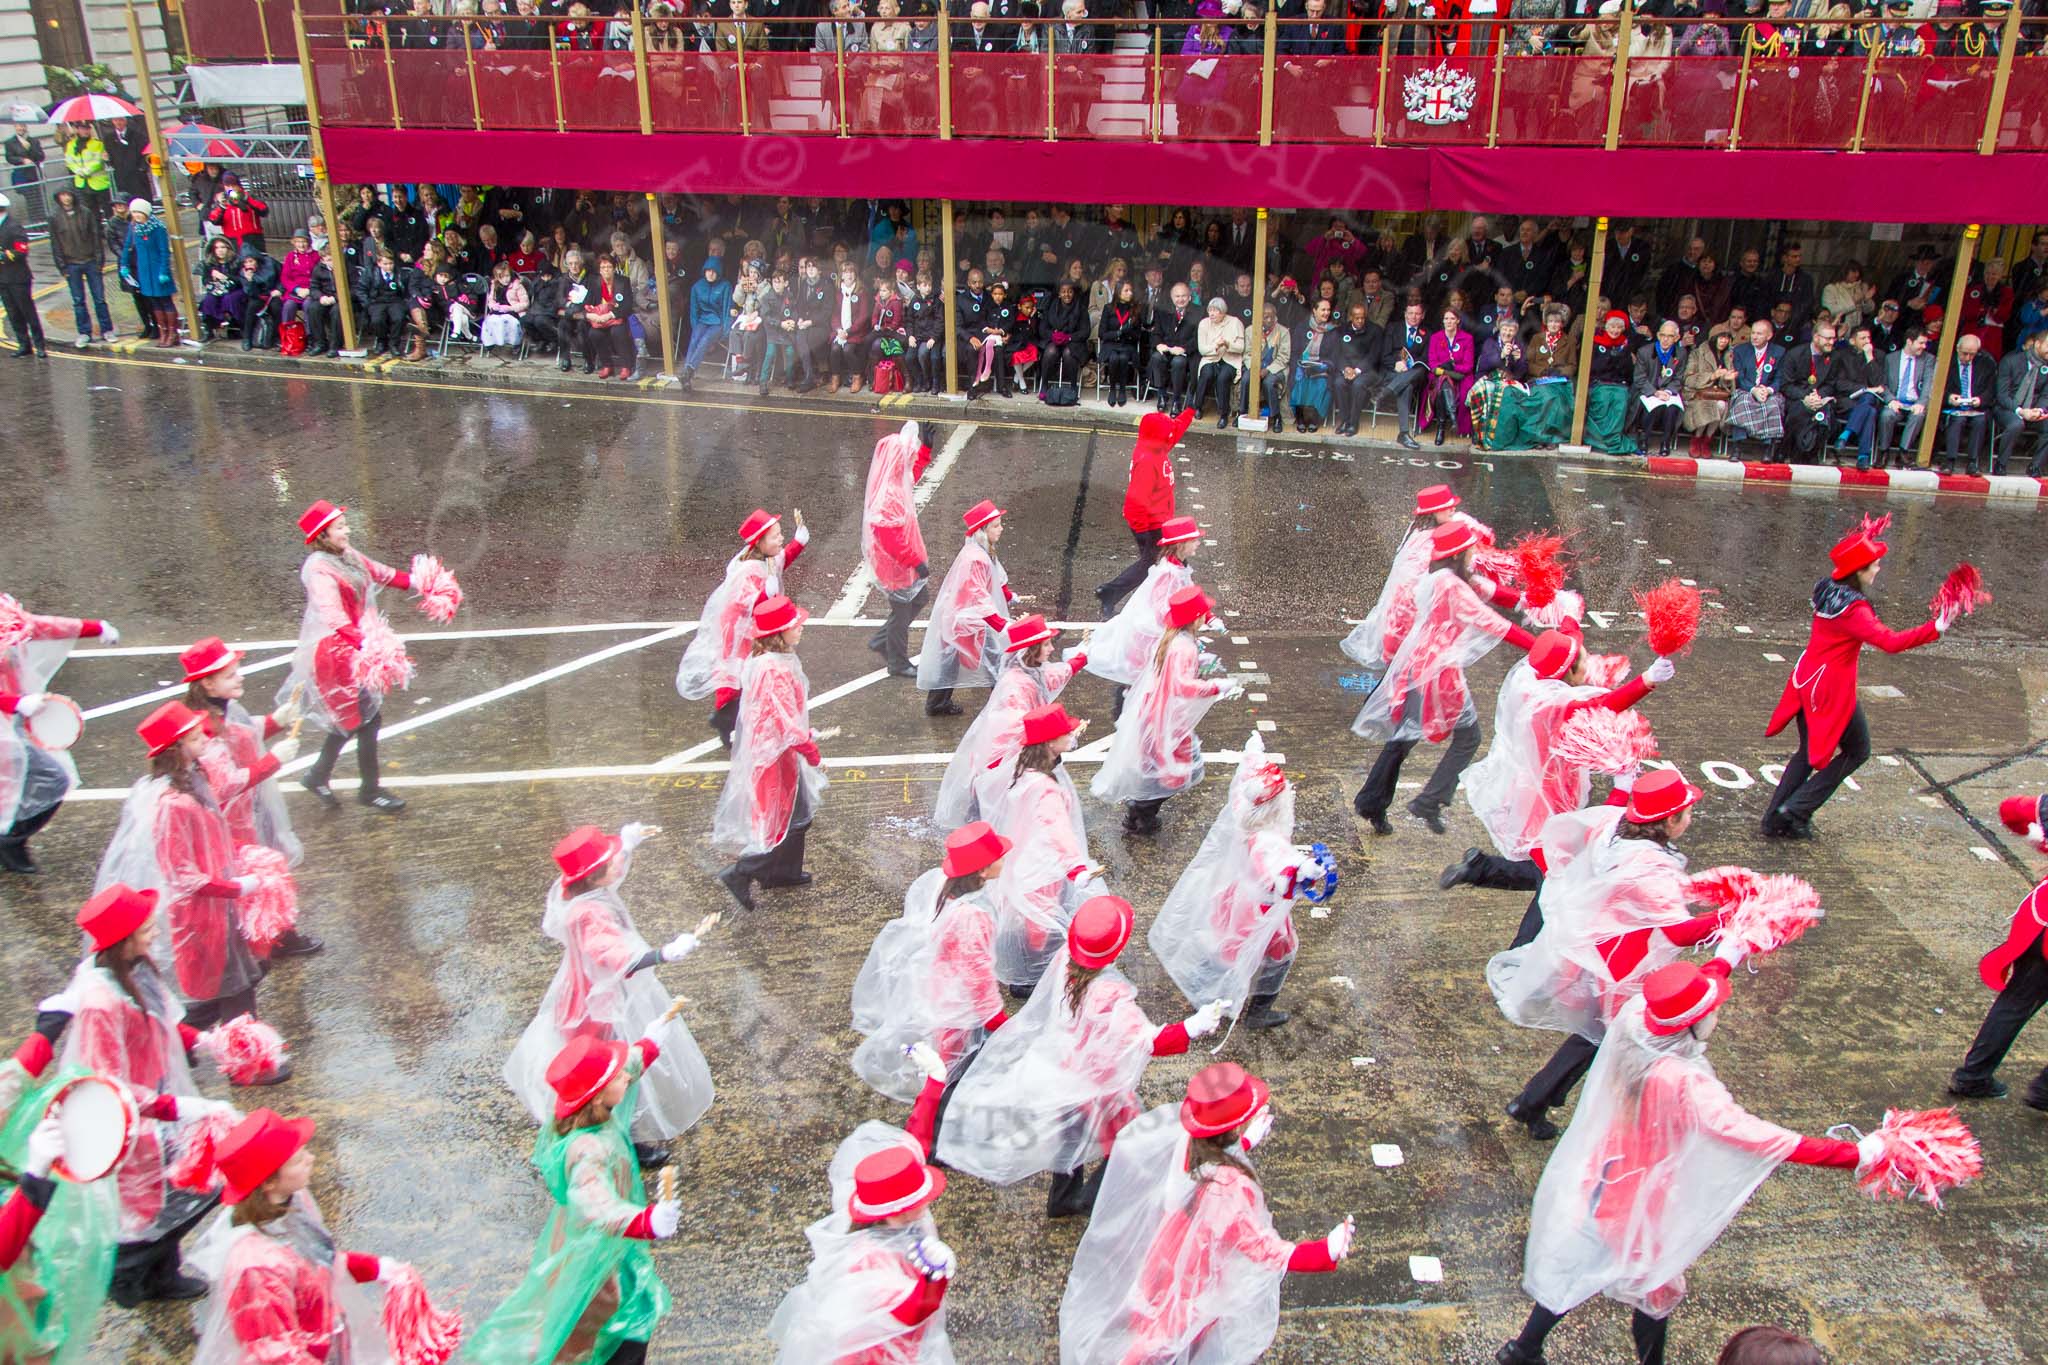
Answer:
693, 912, 722, 937
284, 684, 308, 744
658, 996, 692, 1024
656, 1164, 678, 1205
813, 726, 843, 742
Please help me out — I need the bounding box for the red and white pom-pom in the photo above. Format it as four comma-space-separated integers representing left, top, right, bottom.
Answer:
1719, 873, 1824, 956
165, 1106, 242, 1192
1929, 562, 1990, 620
381, 1261, 465, 1365
232, 845, 299, 958
1856, 1107, 1983, 1209
409, 554, 464, 626
1510, 532, 1570, 609
1685, 865, 1762, 910
1636, 579, 1702, 657
199, 1014, 289, 1086
1524, 589, 1585, 630
1580, 652, 1631, 689
1473, 545, 1519, 587
0, 595, 28, 654
1551, 708, 1659, 775
353, 615, 416, 694
1855, 511, 1894, 542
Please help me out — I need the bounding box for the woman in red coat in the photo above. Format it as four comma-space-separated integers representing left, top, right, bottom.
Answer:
713, 596, 825, 911
1949, 794, 2048, 1102
1761, 518, 1948, 839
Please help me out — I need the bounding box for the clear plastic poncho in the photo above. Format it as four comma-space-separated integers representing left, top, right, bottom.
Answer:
767, 1120, 954, 1364
278, 547, 407, 736
0, 1058, 119, 1365
1522, 994, 1800, 1319
987, 767, 1100, 989
1337, 512, 1493, 671
504, 852, 715, 1141
915, 535, 1010, 693
1057, 1105, 1292, 1365
1350, 568, 1517, 745
932, 655, 1080, 831
1460, 660, 1611, 862
1092, 633, 1226, 805
195, 700, 303, 866
674, 551, 785, 702
0, 597, 87, 832
1148, 735, 1302, 1013
850, 869, 1006, 1101
1085, 558, 1194, 688
712, 651, 826, 858
187, 1189, 393, 1365
862, 422, 930, 594
935, 953, 1157, 1184
61, 956, 206, 1242
1485, 807, 1691, 1041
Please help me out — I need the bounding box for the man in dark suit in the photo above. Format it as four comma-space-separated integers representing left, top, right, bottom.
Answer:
1602, 220, 1650, 310
1938, 332, 1996, 474
1280, 0, 1342, 51
1778, 321, 1848, 462
1656, 235, 1707, 321
1876, 327, 1933, 461
1461, 214, 1500, 272
1499, 219, 1555, 304
2007, 230, 2048, 352
1149, 283, 1200, 416
1329, 302, 1381, 437
1993, 328, 2048, 475
1379, 300, 1430, 449
1769, 242, 1817, 336
1727, 246, 1772, 327
1885, 246, 1945, 330
1219, 208, 1256, 274
1866, 297, 1907, 354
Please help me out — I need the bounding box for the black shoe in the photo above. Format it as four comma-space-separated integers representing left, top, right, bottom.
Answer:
1241, 994, 1290, 1030
358, 790, 407, 814
272, 929, 324, 958
1948, 1074, 2009, 1100
300, 774, 339, 808
153, 1270, 211, 1303
887, 664, 917, 678
1760, 813, 1812, 840
758, 870, 813, 889
925, 701, 963, 717
1439, 847, 1483, 890
11, 347, 33, 361
634, 1141, 673, 1170
1433, 423, 1447, 447
34, 345, 49, 358
1406, 799, 1447, 835
2024, 1081, 2048, 1113
1397, 432, 1420, 450
1496, 1343, 1547, 1365
718, 864, 755, 911
1121, 809, 1160, 837
238, 1058, 294, 1087
1504, 1098, 1559, 1141
0, 839, 38, 875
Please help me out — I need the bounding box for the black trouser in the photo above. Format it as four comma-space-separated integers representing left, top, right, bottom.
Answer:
1044, 339, 1083, 385
924, 688, 956, 715
1510, 884, 1546, 949
111, 1190, 219, 1303
1096, 528, 1162, 614
1765, 706, 1869, 828
1, 281, 44, 351
1149, 351, 1192, 408
182, 984, 258, 1032
710, 695, 739, 749
1642, 402, 1682, 453
304, 298, 334, 352
1996, 415, 2048, 475
733, 820, 807, 884
1354, 717, 1482, 820
1514, 1032, 1598, 1114
604, 1341, 649, 1365
1194, 360, 1234, 418
556, 314, 588, 366
366, 299, 406, 350
1955, 940, 2048, 1092
583, 322, 633, 371
1469, 852, 1541, 891
1125, 796, 1166, 827
1100, 347, 1135, 398
1385, 365, 1427, 432
240, 292, 277, 346
829, 338, 864, 382
306, 700, 387, 793
1513, 1301, 1668, 1365
1332, 370, 1373, 429
522, 314, 561, 352
1, 799, 60, 850
1941, 410, 1989, 470
878, 582, 926, 672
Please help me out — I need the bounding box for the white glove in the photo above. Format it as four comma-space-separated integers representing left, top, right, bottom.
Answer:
234, 874, 261, 896
660, 932, 698, 963
1185, 999, 1229, 1039
620, 821, 661, 850
24, 1116, 63, 1178
1935, 608, 1955, 635
906, 1040, 948, 1086
1643, 656, 1676, 685
1325, 1213, 1356, 1262
909, 1236, 956, 1280
1219, 680, 1246, 702
181, 1096, 236, 1120
1240, 1108, 1274, 1152
1855, 1132, 1885, 1173
14, 693, 46, 718
270, 698, 302, 728
35, 986, 78, 1016
97, 623, 120, 645
268, 735, 301, 764
1714, 934, 1749, 968
648, 1199, 681, 1238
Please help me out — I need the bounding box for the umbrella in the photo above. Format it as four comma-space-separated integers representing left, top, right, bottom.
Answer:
145, 122, 245, 159
46, 94, 142, 125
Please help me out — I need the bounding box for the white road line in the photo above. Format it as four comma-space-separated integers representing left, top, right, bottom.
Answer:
827, 422, 978, 620
72, 620, 700, 657
652, 665, 894, 771
80, 652, 294, 720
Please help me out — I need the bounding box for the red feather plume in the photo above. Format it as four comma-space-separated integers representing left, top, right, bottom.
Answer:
1856, 511, 1894, 541
1636, 579, 1702, 657
1857, 1107, 1983, 1208
354, 615, 416, 694
381, 1262, 465, 1365
1510, 532, 1570, 609
1929, 562, 1990, 620
1581, 653, 1631, 689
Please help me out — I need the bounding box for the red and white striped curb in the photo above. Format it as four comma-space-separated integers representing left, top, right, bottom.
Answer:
1643, 456, 2046, 500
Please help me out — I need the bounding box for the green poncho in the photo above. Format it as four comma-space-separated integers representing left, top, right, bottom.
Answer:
0, 1063, 119, 1365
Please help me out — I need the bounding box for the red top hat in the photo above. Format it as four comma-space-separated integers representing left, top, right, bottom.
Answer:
737, 509, 781, 547
1528, 630, 1580, 681
1626, 769, 1703, 824
848, 1143, 947, 1225
297, 500, 345, 544
752, 595, 808, 640
553, 825, 621, 884
1069, 895, 1134, 969
1414, 485, 1460, 516
963, 500, 1005, 534
215, 1108, 317, 1204
2000, 794, 2047, 836
1021, 702, 1083, 748
546, 1035, 628, 1118
1642, 961, 1730, 1036
1158, 515, 1201, 547
941, 821, 1012, 877
1166, 586, 1215, 630
77, 884, 157, 951
1827, 528, 1888, 580
1179, 1061, 1271, 1137
137, 701, 204, 756
179, 637, 242, 683
1005, 614, 1057, 652
1430, 520, 1480, 560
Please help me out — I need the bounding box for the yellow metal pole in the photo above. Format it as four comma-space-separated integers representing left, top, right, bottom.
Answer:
291, 1, 359, 351
1374, 26, 1391, 145
835, 21, 849, 136
1247, 206, 1268, 424
549, 27, 565, 131
1603, 0, 1632, 151
646, 193, 678, 381
1915, 223, 1981, 468
736, 15, 751, 135
1046, 20, 1056, 141
632, 4, 652, 132
124, 0, 204, 343
1848, 37, 1880, 152
938, 8, 952, 138
1258, 3, 1276, 146
1568, 215, 1611, 446
1485, 20, 1507, 147
1152, 24, 1163, 140
381, 22, 403, 128
1979, 0, 2025, 154
1727, 32, 1753, 150
465, 22, 484, 130
254, 0, 274, 63
941, 198, 959, 393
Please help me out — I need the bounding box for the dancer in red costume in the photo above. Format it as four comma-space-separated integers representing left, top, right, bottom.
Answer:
916, 499, 1014, 717
1092, 586, 1240, 836
1950, 793, 2048, 1102
862, 421, 935, 679
676, 506, 808, 750
0, 591, 115, 874
1096, 408, 1196, 616
932, 615, 1086, 831
1340, 484, 1489, 677
713, 596, 825, 911
988, 703, 1102, 995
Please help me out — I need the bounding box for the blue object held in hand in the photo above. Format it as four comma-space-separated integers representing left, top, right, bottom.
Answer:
1300, 842, 1339, 904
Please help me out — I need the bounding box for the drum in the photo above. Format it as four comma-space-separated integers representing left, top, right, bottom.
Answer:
24, 695, 83, 752
48, 1075, 137, 1183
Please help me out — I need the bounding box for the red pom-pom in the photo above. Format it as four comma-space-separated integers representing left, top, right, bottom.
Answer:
165, 1107, 242, 1192
0, 595, 28, 654
381, 1262, 465, 1365
409, 554, 464, 626
232, 845, 299, 958
1636, 579, 1702, 657
1855, 511, 1894, 542
1685, 865, 1761, 910
1551, 708, 1659, 775
1580, 652, 1631, 689
1718, 873, 1824, 956
1857, 1107, 1983, 1209
354, 615, 415, 694
198, 1014, 289, 1086
1929, 562, 1990, 621
1510, 532, 1569, 610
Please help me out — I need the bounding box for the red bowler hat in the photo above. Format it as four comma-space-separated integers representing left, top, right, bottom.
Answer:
1021, 702, 1083, 748
1430, 520, 1480, 560
1528, 630, 1581, 681
1158, 515, 1202, 547
1625, 768, 1703, 824
1827, 527, 1888, 580
553, 825, 621, 884
1180, 1061, 1271, 1138
179, 636, 242, 683
76, 884, 157, 951
737, 509, 781, 546
963, 500, 1005, 534
546, 1035, 629, 1118
1642, 961, 1730, 1036
215, 1108, 317, 1204
848, 1143, 946, 1225
297, 500, 345, 544
1069, 895, 1134, 969
942, 821, 1012, 877
1414, 485, 1461, 516
1005, 614, 1057, 652
137, 701, 204, 756
751, 595, 808, 640
2000, 794, 2047, 836
1166, 586, 1215, 630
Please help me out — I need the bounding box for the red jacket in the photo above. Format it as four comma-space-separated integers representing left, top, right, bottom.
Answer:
206, 194, 269, 241
1122, 409, 1194, 533
1981, 878, 2048, 992
1764, 579, 1939, 766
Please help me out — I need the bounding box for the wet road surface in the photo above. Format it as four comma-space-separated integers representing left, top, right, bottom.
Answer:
3, 354, 2047, 1363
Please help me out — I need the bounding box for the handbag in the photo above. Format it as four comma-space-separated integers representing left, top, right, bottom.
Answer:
278, 318, 307, 356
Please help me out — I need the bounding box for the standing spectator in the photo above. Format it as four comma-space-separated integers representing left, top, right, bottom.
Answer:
1768, 241, 1817, 334
1727, 246, 1771, 325
1655, 235, 1706, 321
2006, 230, 2048, 351
1821, 260, 1876, 335
1993, 328, 2048, 475
1691, 253, 1731, 324
119, 198, 180, 348
207, 179, 270, 257
2, 121, 41, 218
62, 123, 111, 220
0, 191, 45, 357
1885, 245, 1944, 329
1500, 220, 1556, 303
103, 117, 148, 204
48, 186, 114, 346
1601, 220, 1650, 309
681, 259, 731, 390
